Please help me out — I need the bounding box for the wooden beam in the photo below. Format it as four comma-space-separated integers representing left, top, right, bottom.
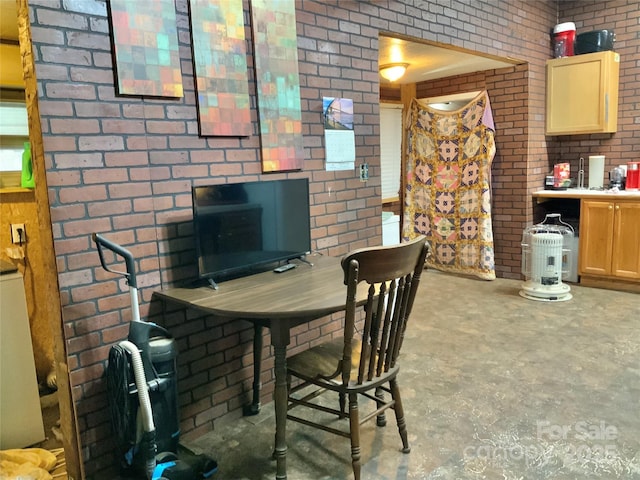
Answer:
18, 1, 84, 478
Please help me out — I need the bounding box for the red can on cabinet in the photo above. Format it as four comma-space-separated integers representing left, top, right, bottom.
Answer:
553, 22, 576, 57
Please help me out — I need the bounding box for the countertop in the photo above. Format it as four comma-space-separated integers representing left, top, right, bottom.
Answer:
533, 188, 640, 201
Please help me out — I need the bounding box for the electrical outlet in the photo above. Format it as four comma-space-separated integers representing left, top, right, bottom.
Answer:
10, 223, 26, 244
359, 163, 369, 182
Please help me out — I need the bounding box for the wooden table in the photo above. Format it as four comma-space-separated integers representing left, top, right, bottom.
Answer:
155, 254, 368, 479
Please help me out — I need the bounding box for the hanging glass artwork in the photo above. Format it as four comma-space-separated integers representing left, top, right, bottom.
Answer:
189, 0, 251, 137
250, 0, 304, 172
108, 0, 183, 98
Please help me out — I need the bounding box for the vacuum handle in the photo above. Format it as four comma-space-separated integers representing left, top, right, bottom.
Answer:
93, 233, 137, 288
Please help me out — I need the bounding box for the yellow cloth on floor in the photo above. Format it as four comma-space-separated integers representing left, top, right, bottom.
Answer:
0, 448, 56, 480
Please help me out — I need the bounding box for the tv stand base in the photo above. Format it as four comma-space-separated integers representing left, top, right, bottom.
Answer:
298, 255, 314, 267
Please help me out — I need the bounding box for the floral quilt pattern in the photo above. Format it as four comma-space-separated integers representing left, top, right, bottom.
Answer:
403, 91, 496, 280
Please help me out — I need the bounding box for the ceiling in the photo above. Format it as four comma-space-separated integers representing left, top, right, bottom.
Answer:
379, 35, 522, 85
0, 2, 522, 84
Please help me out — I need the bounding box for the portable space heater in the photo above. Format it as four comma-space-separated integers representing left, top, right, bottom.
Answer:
520, 214, 574, 302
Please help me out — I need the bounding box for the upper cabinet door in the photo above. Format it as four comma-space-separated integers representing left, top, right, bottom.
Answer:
546, 51, 620, 135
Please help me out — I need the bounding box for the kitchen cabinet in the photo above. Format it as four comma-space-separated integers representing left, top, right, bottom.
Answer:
546, 51, 620, 135
579, 199, 640, 280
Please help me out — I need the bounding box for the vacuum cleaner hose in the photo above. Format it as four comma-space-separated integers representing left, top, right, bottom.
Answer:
120, 340, 157, 478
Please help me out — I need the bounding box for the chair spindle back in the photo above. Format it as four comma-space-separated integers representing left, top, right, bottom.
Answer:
340, 236, 428, 386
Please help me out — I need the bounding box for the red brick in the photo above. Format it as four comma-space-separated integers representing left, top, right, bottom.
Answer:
62, 217, 112, 238
58, 185, 107, 203
78, 135, 124, 151
82, 167, 128, 184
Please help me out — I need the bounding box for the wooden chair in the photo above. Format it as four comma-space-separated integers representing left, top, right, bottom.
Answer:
286, 235, 429, 479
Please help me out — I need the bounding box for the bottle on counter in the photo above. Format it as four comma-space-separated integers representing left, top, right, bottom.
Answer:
21, 141, 35, 189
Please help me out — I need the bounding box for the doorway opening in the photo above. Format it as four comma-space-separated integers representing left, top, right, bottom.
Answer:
378, 34, 525, 248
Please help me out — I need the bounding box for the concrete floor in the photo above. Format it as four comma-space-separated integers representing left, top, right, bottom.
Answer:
184, 271, 640, 480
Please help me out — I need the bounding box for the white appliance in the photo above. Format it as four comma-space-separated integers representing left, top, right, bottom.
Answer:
520, 214, 574, 302
382, 212, 400, 245
0, 270, 45, 448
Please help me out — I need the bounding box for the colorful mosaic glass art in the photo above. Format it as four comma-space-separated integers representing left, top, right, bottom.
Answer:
189, 0, 251, 137
250, 0, 304, 172
109, 0, 183, 97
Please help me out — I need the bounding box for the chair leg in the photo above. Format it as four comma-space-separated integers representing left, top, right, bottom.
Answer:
389, 378, 411, 453
375, 386, 387, 427
339, 392, 346, 417
348, 392, 361, 480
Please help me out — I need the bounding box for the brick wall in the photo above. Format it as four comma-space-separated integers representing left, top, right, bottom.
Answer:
27, 0, 638, 477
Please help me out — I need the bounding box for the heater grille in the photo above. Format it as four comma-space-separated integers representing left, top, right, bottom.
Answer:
530, 233, 563, 285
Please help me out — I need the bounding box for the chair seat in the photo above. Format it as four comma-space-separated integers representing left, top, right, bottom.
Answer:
287, 337, 399, 393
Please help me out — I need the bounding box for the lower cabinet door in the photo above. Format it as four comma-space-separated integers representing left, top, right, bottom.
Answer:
579, 200, 615, 276
611, 202, 640, 279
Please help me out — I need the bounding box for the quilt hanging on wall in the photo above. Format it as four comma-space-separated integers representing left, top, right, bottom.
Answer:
250, 0, 304, 172
403, 91, 496, 280
108, 0, 183, 98
189, 0, 251, 137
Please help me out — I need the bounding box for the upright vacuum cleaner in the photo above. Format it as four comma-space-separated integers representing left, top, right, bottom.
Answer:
93, 233, 217, 480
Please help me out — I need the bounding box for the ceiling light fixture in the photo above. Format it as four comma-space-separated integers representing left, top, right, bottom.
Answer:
379, 63, 409, 82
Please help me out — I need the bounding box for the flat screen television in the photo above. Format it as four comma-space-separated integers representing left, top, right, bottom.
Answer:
192, 178, 311, 286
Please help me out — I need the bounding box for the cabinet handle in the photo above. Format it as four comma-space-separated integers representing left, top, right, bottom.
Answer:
615, 205, 619, 210
609, 205, 613, 210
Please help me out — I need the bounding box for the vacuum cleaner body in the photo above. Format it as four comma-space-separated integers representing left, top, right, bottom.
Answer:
94, 233, 216, 480
107, 321, 180, 472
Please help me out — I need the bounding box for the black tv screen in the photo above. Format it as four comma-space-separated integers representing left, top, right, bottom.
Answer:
192, 178, 311, 283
